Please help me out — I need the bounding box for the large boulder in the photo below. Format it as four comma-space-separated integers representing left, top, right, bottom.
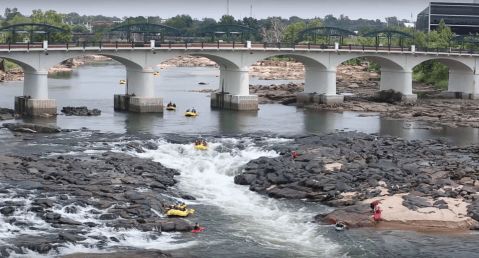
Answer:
317, 204, 377, 228
61, 106, 101, 116
2, 123, 61, 133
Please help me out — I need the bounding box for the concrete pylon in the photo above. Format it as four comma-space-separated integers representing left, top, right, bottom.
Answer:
211, 67, 258, 110
15, 70, 57, 115
445, 70, 479, 99
296, 67, 344, 105
379, 68, 417, 101
114, 68, 163, 113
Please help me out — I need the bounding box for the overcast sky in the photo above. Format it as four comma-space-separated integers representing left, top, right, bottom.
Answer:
1, 0, 475, 21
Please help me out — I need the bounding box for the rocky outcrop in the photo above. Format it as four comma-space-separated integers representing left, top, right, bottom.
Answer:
234, 131, 479, 230
61, 106, 101, 116
0, 108, 19, 120
2, 123, 61, 133
0, 150, 195, 256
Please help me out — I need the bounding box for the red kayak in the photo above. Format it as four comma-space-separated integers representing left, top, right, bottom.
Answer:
374, 207, 382, 221
191, 227, 204, 233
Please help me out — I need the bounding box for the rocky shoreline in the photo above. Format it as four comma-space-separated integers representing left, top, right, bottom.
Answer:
234, 131, 479, 232
0, 147, 197, 256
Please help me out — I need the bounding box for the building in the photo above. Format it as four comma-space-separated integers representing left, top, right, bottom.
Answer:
417, 1, 479, 35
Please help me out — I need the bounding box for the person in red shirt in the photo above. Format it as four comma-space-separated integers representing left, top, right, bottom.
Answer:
370, 201, 379, 211
292, 152, 297, 158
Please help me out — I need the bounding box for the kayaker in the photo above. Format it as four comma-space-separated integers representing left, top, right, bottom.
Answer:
168, 101, 172, 107
201, 139, 207, 146
370, 201, 379, 211
335, 220, 345, 229
186, 109, 191, 113
192, 107, 196, 113
172, 103, 176, 107
194, 223, 200, 230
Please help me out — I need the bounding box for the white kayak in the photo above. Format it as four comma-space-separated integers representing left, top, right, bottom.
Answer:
335, 225, 345, 231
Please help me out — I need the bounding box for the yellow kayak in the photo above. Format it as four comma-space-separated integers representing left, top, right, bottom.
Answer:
167, 209, 195, 217
184, 112, 199, 117
166, 106, 176, 110
119, 80, 126, 84
194, 144, 209, 150
153, 72, 160, 76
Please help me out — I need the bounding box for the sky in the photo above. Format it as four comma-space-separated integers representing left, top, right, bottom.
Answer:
1, 0, 476, 21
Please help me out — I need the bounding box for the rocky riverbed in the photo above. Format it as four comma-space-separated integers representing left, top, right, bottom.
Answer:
234, 131, 479, 232
0, 146, 197, 257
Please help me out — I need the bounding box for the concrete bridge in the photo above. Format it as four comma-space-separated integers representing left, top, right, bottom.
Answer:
1, 40, 478, 115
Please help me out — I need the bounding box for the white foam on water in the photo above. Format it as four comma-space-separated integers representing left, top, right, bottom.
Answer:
135, 138, 339, 256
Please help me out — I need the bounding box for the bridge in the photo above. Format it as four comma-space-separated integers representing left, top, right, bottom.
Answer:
1, 40, 478, 115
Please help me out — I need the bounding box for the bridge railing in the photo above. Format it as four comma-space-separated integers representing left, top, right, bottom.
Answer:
1, 41, 478, 55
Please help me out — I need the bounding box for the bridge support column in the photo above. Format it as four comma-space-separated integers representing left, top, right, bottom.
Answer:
296, 68, 344, 105
443, 70, 479, 99
15, 70, 57, 116
211, 67, 258, 110
378, 69, 417, 102
114, 68, 163, 113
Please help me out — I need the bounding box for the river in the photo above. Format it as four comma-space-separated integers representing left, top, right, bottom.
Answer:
1, 60, 479, 257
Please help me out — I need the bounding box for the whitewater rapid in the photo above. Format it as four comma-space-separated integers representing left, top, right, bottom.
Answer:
135, 137, 338, 257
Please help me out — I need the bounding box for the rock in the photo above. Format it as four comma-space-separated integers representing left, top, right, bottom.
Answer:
61, 106, 101, 116
124, 191, 146, 200
348, 83, 359, 88
36, 199, 54, 207
3, 123, 61, 133
0, 207, 15, 215
317, 204, 377, 228
59, 232, 86, 242
58, 217, 82, 225
99, 213, 118, 220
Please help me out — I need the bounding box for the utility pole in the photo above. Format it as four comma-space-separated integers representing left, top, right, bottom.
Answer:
250, 5, 253, 18
227, 0, 230, 15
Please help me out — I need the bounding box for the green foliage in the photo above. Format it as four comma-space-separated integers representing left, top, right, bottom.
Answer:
30, 10, 72, 42
342, 58, 362, 66
282, 21, 307, 43
72, 24, 88, 33
2, 59, 19, 69
368, 61, 381, 72
165, 15, 195, 35
219, 15, 236, 25
413, 61, 449, 88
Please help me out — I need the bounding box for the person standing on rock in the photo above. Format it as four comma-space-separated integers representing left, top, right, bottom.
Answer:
291, 152, 297, 158
370, 200, 379, 212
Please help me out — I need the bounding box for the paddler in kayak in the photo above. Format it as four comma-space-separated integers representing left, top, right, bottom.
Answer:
335, 220, 346, 230
194, 223, 200, 230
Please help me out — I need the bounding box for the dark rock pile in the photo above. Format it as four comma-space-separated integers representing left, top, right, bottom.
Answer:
2, 123, 61, 133
0, 108, 19, 121
0, 151, 194, 256
234, 132, 479, 223
61, 106, 101, 116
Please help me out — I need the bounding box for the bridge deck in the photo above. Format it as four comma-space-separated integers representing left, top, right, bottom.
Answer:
0, 43, 477, 56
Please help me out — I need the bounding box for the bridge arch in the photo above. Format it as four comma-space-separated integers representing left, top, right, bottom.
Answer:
0, 55, 38, 73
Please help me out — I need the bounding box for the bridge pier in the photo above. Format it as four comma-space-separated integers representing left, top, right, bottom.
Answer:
114, 68, 163, 113
296, 68, 344, 105
15, 70, 57, 116
442, 71, 479, 99
378, 69, 417, 102
211, 68, 258, 110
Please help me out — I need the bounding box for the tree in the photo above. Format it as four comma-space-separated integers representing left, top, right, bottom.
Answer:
261, 18, 285, 42
165, 15, 194, 35
30, 10, 72, 42
219, 15, 235, 25
282, 21, 307, 43
4, 8, 20, 22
